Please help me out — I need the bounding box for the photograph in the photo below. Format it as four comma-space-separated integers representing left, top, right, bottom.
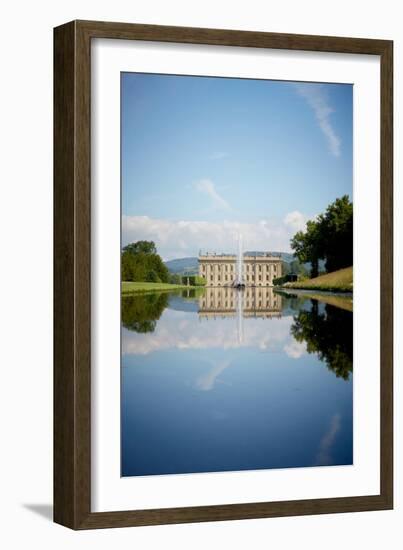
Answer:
120, 72, 354, 477
0, 0, 395, 540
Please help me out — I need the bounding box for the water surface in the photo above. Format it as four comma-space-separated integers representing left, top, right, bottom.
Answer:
121, 287, 353, 476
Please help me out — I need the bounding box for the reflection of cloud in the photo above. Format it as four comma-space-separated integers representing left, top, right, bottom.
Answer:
194, 178, 230, 210
295, 83, 341, 157
122, 214, 308, 260
314, 413, 341, 466
122, 309, 294, 356
196, 360, 231, 391
284, 340, 306, 359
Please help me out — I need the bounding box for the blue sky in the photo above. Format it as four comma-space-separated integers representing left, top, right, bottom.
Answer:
121, 73, 352, 259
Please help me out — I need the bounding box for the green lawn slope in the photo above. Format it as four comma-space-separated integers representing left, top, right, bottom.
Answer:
122, 282, 189, 295
285, 266, 353, 293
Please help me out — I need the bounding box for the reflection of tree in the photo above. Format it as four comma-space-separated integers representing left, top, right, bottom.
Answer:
291, 299, 353, 380
122, 293, 168, 333
286, 295, 307, 311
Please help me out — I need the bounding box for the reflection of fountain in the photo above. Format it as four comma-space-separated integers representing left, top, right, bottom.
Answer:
235, 234, 245, 289
237, 289, 243, 343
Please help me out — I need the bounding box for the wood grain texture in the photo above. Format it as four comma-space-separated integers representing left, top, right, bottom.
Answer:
54, 21, 76, 528
379, 41, 393, 507
54, 21, 91, 529
74, 19, 391, 54
54, 20, 393, 530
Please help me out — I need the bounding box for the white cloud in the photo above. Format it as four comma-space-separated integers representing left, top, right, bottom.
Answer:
122, 211, 308, 260
284, 210, 307, 233
295, 83, 341, 157
194, 178, 230, 210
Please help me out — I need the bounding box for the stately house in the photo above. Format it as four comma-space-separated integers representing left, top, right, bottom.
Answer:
198, 252, 282, 287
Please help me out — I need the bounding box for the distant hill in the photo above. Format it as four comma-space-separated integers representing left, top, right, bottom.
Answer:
164, 257, 199, 275
165, 252, 300, 275
245, 251, 295, 263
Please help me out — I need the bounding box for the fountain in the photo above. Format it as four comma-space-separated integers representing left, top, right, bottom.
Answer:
235, 233, 245, 290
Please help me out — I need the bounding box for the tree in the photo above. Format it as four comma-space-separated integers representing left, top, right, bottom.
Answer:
146, 270, 160, 283
320, 195, 353, 272
291, 220, 324, 278
169, 273, 183, 285
121, 241, 169, 283
148, 254, 169, 283
121, 250, 135, 281
123, 240, 157, 256
290, 259, 308, 278
182, 275, 206, 286
282, 262, 291, 276
290, 195, 353, 278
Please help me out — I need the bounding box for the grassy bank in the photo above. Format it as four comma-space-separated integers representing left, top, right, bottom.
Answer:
278, 289, 353, 312
122, 281, 190, 295
284, 266, 353, 293
302, 292, 353, 312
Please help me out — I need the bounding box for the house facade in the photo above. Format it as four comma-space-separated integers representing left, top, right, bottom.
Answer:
198, 252, 282, 287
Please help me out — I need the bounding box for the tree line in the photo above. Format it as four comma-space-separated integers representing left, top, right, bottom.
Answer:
290, 195, 353, 278
121, 240, 207, 285
121, 240, 170, 283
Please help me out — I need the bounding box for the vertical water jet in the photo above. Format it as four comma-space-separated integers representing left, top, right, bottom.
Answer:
235, 233, 245, 289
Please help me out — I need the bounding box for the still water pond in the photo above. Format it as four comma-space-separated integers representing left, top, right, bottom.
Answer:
122, 287, 353, 477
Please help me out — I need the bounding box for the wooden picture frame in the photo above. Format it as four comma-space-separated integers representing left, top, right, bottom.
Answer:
54, 20, 393, 529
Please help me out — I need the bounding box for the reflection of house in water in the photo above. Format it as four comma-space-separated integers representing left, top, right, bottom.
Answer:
199, 287, 282, 319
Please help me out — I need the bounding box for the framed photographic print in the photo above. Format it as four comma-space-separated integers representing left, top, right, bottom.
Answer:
54, 20, 393, 529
